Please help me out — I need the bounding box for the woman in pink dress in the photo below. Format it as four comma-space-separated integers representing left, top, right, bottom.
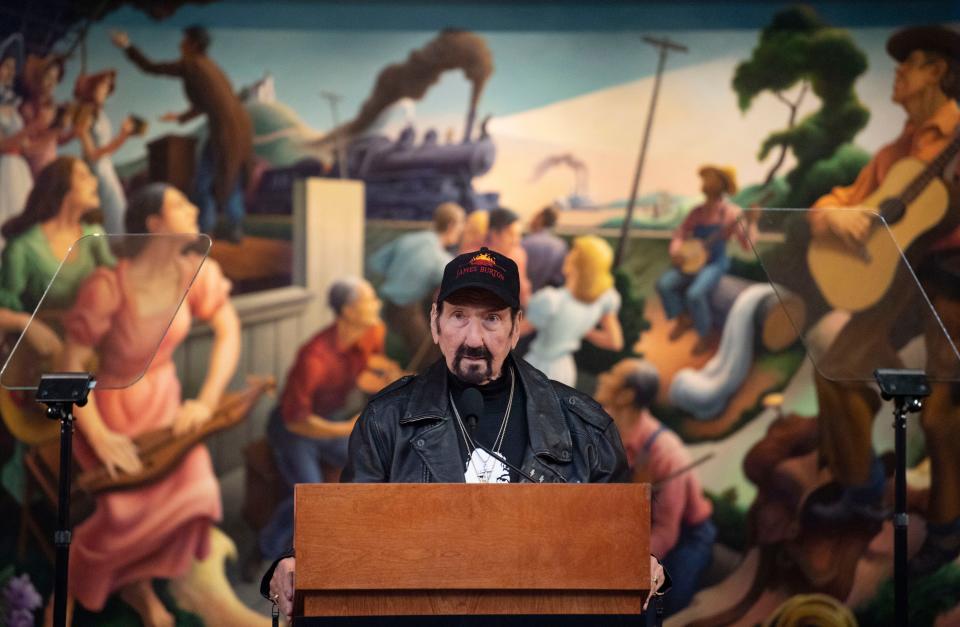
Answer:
58, 182, 240, 626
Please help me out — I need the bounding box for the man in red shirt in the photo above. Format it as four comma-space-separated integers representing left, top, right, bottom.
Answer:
808, 25, 960, 576
258, 278, 387, 561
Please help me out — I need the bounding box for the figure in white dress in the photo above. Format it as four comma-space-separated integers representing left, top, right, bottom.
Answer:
523, 235, 624, 387
73, 69, 136, 234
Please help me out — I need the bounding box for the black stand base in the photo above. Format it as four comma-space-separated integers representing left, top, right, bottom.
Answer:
36, 373, 95, 627
874, 368, 930, 627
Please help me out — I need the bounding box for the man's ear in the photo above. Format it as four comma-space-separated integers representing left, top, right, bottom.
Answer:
430, 302, 440, 344
510, 310, 523, 349
928, 56, 949, 87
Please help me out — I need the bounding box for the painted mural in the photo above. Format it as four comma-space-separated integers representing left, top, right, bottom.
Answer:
0, 1, 959, 625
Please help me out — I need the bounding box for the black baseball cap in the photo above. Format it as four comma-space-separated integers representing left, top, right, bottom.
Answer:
437, 247, 520, 309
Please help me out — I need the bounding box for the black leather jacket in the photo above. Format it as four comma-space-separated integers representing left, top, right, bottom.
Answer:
341, 355, 629, 484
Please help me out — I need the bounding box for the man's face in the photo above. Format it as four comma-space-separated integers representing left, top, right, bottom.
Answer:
893, 49, 946, 104
180, 36, 200, 57
490, 221, 522, 252
593, 359, 636, 411
431, 298, 520, 385
341, 281, 383, 328
700, 170, 724, 197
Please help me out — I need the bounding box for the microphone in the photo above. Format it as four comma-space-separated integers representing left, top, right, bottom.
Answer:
461, 387, 484, 434
459, 387, 566, 483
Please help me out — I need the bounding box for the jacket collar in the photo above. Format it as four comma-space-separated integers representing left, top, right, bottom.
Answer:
399, 354, 573, 463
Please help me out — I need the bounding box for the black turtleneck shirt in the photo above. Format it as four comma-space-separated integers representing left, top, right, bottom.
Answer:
447, 361, 528, 482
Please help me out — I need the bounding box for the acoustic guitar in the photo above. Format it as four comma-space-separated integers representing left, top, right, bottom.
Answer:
807, 132, 960, 312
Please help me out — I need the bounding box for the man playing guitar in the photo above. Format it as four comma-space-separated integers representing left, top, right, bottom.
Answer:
657, 164, 756, 355
807, 25, 960, 577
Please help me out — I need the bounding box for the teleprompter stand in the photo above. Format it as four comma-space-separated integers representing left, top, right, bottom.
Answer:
738, 208, 960, 627
36, 373, 96, 627
874, 368, 930, 627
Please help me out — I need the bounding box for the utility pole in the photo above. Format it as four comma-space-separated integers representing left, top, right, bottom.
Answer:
320, 90, 348, 179
613, 35, 688, 268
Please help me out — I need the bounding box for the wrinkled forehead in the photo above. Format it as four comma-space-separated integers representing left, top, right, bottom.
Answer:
440, 299, 510, 316
441, 285, 510, 311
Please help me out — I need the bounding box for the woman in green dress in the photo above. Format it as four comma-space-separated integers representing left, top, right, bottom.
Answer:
1, 155, 115, 316
0, 155, 115, 499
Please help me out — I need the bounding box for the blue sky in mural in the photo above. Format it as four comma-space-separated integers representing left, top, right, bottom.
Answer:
62, 1, 957, 164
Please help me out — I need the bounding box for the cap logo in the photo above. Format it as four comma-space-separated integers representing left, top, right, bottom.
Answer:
457, 252, 505, 281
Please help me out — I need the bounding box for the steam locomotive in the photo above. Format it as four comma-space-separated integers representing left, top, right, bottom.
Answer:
251, 125, 499, 220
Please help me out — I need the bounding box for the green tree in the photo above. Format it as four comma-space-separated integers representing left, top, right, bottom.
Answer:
733, 5, 871, 207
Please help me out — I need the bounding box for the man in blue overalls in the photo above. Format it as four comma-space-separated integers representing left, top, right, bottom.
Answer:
656, 165, 753, 355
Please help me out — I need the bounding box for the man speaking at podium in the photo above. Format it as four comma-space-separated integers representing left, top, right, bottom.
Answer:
263, 247, 668, 621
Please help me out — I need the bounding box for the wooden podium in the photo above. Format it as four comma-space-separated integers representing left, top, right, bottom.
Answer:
294, 483, 650, 623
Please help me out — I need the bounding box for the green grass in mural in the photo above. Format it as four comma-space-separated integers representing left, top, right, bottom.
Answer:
855, 564, 960, 626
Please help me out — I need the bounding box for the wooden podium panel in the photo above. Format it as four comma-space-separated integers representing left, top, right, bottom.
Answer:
294, 483, 650, 617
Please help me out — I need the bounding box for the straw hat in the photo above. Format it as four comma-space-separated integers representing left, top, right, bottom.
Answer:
698, 164, 738, 195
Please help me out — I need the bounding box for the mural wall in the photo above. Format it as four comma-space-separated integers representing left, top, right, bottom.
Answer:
0, 1, 959, 625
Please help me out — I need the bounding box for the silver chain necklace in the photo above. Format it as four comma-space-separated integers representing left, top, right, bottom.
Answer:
449, 366, 515, 481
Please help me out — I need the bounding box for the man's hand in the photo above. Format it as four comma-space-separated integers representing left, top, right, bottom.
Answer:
824, 209, 873, 251
110, 31, 130, 50
670, 250, 686, 267
269, 557, 296, 622
643, 555, 667, 612
159, 112, 180, 123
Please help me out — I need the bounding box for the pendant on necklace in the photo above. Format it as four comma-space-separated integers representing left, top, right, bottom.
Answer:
464, 448, 510, 483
